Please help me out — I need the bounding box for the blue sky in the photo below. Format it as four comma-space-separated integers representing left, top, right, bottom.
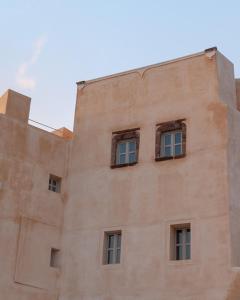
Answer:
1, 0, 240, 130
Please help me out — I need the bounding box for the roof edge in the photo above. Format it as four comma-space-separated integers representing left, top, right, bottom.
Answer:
76, 48, 217, 86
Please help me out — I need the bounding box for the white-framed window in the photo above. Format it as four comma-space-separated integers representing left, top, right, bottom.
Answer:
104, 232, 121, 264
48, 175, 61, 193
116, 139, 137, 165
161, 131, 183, 157
175, 227, 191, 260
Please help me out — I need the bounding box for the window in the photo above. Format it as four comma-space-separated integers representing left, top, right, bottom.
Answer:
50, 248, 61, 268
117, 139, 137, 164
48, 174, 61, 193
161, 131, 183, 157
111, 128, 140, 168
170, 224, 191, 261
155, 119, 186, 161
104, 232, 121, 264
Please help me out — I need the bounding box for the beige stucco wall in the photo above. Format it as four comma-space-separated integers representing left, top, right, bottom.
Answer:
59, 49, 239, 299
2, 49, 240, 300
0, 91, 71, 300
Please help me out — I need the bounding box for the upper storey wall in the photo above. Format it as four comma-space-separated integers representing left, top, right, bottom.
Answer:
70, 49, 230, 228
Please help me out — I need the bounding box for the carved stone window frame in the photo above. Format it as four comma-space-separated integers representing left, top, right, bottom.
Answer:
155, 119, 186, 161
111, 128, 140, 168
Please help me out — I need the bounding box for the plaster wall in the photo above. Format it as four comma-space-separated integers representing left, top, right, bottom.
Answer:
60, 50, 234, 299
0, 91, 71, 300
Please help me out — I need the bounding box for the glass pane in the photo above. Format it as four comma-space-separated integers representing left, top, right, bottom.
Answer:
116, 249, 121, 263
117, 234, 121, 248
129, 152, 136, 163
176, 230, 183, 244
186, 244, 191, 259
107, 250, 114, 264
175, 132, 182, 144
176, 245, 183, 260
174, 144, 182, 156
186, 229, 191, 243
164, 134, 172, 146
164, 146, 172, 157
118, 154, 126, 164
108, 235, 115, 248
52, 186, 56, 192
118, 142, 126, 154
129, 140, 136, 152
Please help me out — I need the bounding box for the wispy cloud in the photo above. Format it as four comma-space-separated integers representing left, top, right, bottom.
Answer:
16, 35, 47, 90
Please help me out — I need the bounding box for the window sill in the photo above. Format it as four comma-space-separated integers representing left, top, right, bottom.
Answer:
168, 259, 194, 266
101, 263, 122, 270
110, 162, 138, 169
155, 154, 186, 161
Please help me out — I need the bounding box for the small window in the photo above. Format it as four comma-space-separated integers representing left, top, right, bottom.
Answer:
48, 175, 61, 193
161, 131, 183, 157
104, 232, 121, 264
170, 224, 191, 260
50, 248, 61, 268
155, 119, 186, 161
117, 139, 137, 164
111, 128, 140, 168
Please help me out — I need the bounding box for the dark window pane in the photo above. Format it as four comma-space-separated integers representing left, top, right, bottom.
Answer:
186, 229, 191, 243
129, 153, 136, 163
117, 234, 121, 248
164, 134, 172, 146
176, 230, 183, 244
174, 144, 182, 156
186, 245, 191, 259
118, 142, 126, 154
175, 132, 182, 144
129, 140, 136, 152
107, 250, 114, 264
164, 146, 172, 157
119, 154, 126, 164
176, 245, 183, 260
108, 235, 115, 248
116, 249, 121, 263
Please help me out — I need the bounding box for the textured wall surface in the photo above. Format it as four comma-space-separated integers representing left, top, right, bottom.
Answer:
1, 49, 240, 300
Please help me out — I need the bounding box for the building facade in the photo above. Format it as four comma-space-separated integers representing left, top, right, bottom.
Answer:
1, 47, 240, 299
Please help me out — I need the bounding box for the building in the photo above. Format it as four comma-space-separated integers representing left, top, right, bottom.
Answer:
1, 47, 240, 299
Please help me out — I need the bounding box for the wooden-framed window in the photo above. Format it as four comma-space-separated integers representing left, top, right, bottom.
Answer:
104, 231, 121, 264
48, 174, 61, 193
170, 224, 191, 260
155, 119, 186, 161
111, 128, 140, 168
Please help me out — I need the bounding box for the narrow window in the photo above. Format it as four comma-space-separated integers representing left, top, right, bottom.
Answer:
48, 175, 61, 193
155, 119, 186, 161
104, 232, 121, 264
111, 128, 140, 168
50, 248, 61, 268
170, 224, 191, 260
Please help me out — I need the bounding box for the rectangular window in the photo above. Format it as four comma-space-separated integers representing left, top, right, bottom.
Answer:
155, 119, 186, 161
111, 128, 140, 168
161, 131, 183, 157
50, 248, 61, 268
170, 224, 191, 260
104, 232, 121, 264
48, 175, 61, 193
117, 139, 137, 165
